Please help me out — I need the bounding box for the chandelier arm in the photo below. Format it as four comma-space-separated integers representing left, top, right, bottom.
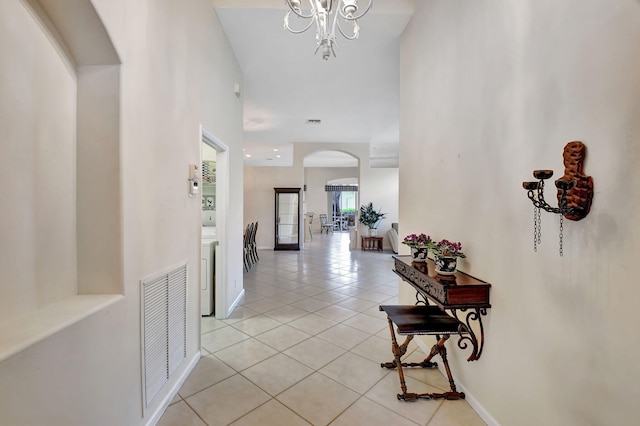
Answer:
284, 11, 317, 34
338, 0, 373, 21
336, 19, 359, 40
285, 0, 316, 19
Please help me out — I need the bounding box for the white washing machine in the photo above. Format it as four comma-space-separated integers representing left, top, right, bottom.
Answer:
201, 238, 217, 316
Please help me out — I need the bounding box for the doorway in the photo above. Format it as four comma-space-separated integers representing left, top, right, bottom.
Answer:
201, 127, 229, 320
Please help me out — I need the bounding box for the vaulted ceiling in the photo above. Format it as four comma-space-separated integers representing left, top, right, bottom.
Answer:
212, 0, 415, 167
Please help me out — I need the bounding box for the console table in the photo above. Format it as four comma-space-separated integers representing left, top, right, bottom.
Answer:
380, 256, 491, 401
361, 236, 383, 251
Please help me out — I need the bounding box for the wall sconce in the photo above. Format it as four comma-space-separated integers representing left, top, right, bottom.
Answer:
522, 141, 594, 256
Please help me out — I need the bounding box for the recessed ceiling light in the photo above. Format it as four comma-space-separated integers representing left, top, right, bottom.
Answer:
245, 154, 251, 158
273, 148, 279, 152
276, 155, 281, 158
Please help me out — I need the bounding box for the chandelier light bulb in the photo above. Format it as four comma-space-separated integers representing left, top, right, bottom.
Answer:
322, 43, 331, 60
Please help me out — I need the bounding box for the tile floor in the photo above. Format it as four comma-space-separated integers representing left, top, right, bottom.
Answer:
158, 232, 486, 426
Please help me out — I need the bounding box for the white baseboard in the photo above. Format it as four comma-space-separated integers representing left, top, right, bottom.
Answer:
414, 339, 499, 426
145, 351, 201, 426
227, 288, 245, 317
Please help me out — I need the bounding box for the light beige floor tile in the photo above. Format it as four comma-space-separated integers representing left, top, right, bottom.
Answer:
231, 315, 282, 336
362, 303, 390, 317
342, 312, 388, 334
376, 327, 391, 339
157, 400, 206, 426
336, 297, 378, 312
316, 324, 371, 350
427, 399, 487, 426
237, 292, 265, 306
201, 326, 250, 353
254, 324, 311, 351
288, 313, 339, 335
186, 374, 271, 426
313, 304, 359, 322
365, 374, 443, 425
283, 336, 346, 370
352, 290, 391, 304
277, 373, 360, 426
274, 291, 309, 304
329, 397, 419, 426
178, 355, 235, 398
290, 297, 333, 312
294, 285, 327, 296
169, 393, 182, 405
201, 316, 228, 333
270, 279, 302, 289
242, 297, 286, 313
230, 399, 311, 426
332, 285, 360, 296
253, 284, 288, 297
312, 291, 351, 303
242, 353, 313, 396
263, 305, 309, 323
319, 352, 389, 394
351, 335, 395, 365
222, 305, 260, 324
368, 284, 399, 297
214, 338, 279, 371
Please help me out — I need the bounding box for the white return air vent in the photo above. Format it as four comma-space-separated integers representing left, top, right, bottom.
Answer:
141, 263, 187, 409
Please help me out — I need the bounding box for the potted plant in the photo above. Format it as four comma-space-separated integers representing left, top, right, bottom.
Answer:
433, 239, 466, 275
402, 233, 434, 262
358, 202, 386, 236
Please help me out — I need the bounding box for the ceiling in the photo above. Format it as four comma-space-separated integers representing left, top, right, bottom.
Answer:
212, 0, 415, 167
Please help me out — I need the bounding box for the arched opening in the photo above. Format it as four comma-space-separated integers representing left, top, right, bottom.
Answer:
302, 150, 359, 242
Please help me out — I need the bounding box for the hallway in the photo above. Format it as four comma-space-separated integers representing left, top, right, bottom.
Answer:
158, 233, 485, 425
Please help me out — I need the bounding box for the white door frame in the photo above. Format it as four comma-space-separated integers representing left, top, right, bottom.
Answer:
201, 126, 229, 319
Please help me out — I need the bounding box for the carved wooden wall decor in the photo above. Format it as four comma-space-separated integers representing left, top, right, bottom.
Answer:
556, 141, 594, 220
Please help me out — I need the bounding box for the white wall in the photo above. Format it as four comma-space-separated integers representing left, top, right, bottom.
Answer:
244, 166, 304, 249
0, 0, 78, 320
0, 0, 244, 424
399, 1, 640, 424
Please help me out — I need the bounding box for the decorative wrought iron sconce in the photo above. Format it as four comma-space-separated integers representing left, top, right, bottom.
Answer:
522, 141, 594, 256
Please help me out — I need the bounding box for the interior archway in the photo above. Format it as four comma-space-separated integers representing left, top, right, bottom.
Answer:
302, 150, 359, 241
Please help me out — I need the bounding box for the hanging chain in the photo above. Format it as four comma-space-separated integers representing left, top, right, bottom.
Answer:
537, 207, 541, 246
559, 215, 564, 257
533, 207, 542, 252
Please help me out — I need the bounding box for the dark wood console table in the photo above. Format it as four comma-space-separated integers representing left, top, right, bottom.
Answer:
380, 256, 491, 401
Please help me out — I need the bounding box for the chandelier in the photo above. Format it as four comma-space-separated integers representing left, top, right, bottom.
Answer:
284, 0, 373, 60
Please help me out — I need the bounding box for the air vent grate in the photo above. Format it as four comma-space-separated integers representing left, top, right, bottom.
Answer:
141, 263, 187, 409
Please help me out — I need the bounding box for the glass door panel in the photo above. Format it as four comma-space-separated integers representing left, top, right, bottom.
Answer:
275, 188, 301, 250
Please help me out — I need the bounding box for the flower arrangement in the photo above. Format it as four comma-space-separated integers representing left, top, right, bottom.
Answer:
433, 239, 466, 258
402, 233, 434, 248
358, 202, 386, 229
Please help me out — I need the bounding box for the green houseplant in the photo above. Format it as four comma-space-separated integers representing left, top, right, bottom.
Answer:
358, 203, 386, 236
